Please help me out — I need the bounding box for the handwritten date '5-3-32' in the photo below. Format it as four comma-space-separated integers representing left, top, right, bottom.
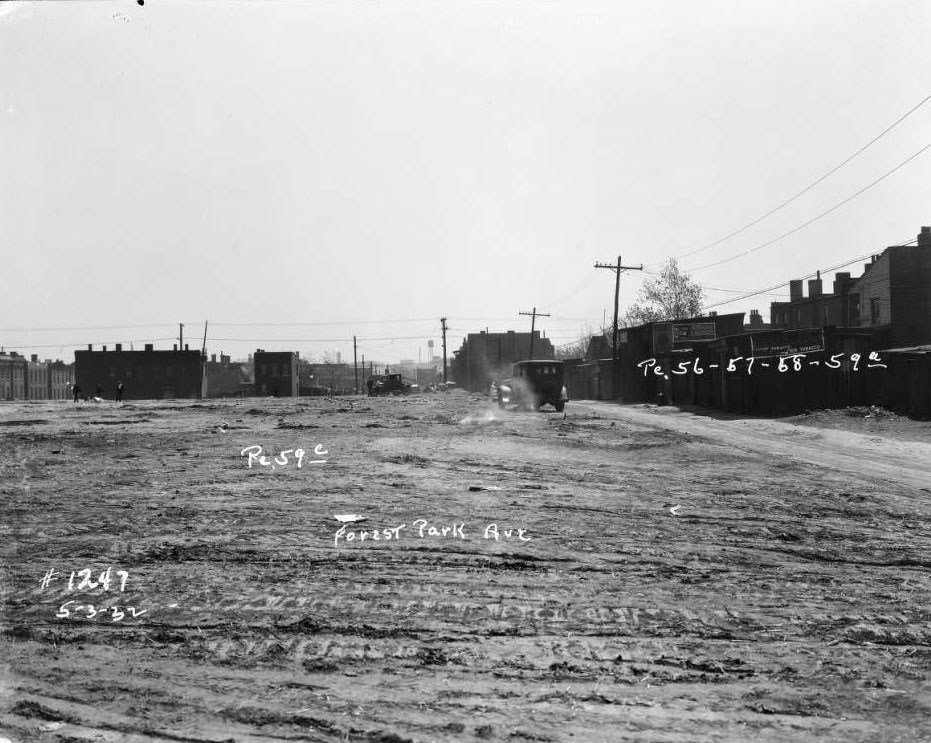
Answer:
56, 602, 147, 622
241, 444, 328, 469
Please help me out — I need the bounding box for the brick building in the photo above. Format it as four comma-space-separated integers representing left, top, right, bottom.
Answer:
0, 352, 73, 401
48, 360, 74, 400
0, 351, 27, 400
27, 356, 49, 400
771, 227, 931, 348
451, 330, 556, 392
74, 344, 203, 400
254, 350, 299, 397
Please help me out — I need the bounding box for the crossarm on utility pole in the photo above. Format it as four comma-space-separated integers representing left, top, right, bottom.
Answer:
519, 307, 550, 359
594, 257, 643, 398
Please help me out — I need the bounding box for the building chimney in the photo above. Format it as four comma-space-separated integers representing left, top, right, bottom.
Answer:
115, 343, 122, 352
144, 343, 154, 352
749, 309, 762, 327
173, 344, 178, 351
790, 279, 803, 300
184, 344, 189, 351
87, 344, 93, 351
919, 226, 931, 247
31, 354, 38, 362
211, 354, 217, 363
102, 345, 107, 352
833, 272, 850, 294
808, 278, 823, 298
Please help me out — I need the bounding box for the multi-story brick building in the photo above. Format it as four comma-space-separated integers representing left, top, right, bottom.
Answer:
771, 227, 931, 348
0, 353, 73, 400
48, 360, 74, 400
26, 355, 49, 400
769, 272, 857, 330
0, 351, 27, 400
74, 343, 203, 400
253, 350, 299, 397
451, 330, 556, 392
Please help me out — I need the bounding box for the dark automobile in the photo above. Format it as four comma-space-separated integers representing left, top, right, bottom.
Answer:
496, 360, 568, 412
367, 373, 412, 396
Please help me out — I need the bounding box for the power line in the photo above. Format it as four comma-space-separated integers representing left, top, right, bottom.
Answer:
686, 142, 931, 273
675, 93, 931, 263
703, 286, 786, 297
0, 318, 443, 333
209, 318, 438, 327
208, 334, 432, 343
0, 323, 171, 333
699, 237, 918, 311
4, 337, 176, 350
542, 268, 602, 309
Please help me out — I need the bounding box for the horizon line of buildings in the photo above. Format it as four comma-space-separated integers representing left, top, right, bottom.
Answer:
3, 226, 928, 402
0, 345, 447, 402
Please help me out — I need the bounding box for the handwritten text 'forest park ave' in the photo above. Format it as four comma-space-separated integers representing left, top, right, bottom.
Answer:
334, 520, 531, 547
638, 351, 887, 378
241, 444, 328, 469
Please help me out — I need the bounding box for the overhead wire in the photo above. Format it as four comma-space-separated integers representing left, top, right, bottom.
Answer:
685, 142, 931, 273
674, 93, 931, 264
699, 237, 919, 312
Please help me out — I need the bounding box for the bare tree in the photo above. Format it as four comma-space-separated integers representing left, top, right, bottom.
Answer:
554, 323, 601, 360
624, 258, 703, 326
554, 337, 588, 360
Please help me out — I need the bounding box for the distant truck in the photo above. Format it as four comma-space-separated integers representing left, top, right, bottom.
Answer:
496, 360, 568, 412
367, 373, 412, 396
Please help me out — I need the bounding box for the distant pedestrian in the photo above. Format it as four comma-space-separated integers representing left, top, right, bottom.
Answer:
116, 381, 124, 402
72, 384, 81, 403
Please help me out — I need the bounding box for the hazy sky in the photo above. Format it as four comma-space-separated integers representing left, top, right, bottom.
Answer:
2, 0, 929, 364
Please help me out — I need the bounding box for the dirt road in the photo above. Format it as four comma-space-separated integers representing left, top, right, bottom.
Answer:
2, 393, 930, 742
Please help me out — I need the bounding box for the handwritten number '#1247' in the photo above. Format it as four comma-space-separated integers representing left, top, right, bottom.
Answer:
67, 567, 129, 592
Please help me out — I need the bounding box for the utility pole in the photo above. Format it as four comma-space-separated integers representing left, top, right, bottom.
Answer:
353, 336, 358, 395
595, 256, 643, 399
200, 321, 208, 400
519, 307, 550, 359
440, 317, 448, 384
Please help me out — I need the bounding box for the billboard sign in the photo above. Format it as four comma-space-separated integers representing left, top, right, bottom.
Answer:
673, 322, 716, 342
751, 328, 825, 357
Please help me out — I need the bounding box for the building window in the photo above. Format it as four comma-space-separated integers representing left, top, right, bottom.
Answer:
849, 294, 860, 325
870, 298, 881, 325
